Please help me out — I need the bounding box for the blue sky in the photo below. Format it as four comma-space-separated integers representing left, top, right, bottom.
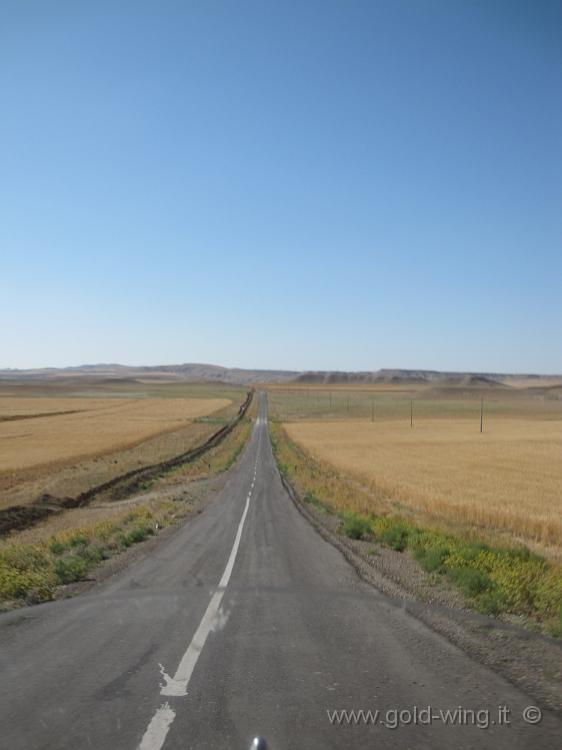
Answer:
2, 1, 561, 372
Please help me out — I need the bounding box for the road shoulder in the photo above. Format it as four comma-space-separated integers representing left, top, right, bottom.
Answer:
280, 472, 562, 714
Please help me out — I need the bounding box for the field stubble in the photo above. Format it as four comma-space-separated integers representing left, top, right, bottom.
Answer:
0, 382, 246, 508
0, 396, 231, 474
269, 385, 562, 552
284, 418, 562, 549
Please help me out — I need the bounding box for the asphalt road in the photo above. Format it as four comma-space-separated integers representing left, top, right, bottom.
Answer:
1, 393, 560, 749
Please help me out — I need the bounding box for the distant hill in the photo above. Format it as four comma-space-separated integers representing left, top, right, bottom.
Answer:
0, 363, 299, 385
292, 369, 561, 388
0, 364, 560, 388
292, 369, 499, 385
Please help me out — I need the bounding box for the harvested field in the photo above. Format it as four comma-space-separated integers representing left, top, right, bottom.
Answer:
284, 418, 562, 549
5, 396, 256, 548
0, 381, 248, 510
269, 384, 562, 422
0, 397, 230, 474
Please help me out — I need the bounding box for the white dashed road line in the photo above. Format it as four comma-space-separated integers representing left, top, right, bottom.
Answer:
138, 480, 254, 749
138, 407, 266, 750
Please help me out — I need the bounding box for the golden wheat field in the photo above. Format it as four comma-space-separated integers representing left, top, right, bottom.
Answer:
0, 396, 230, 474
284, 418, 562, 548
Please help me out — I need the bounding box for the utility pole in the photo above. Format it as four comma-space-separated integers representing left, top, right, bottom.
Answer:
480, 397, 483, 433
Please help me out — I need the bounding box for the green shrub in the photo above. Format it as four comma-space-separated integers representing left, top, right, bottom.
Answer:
117, 532, 133, 549
0, 566, 55, 601
447, 567, 492, 598
68, 532, 89, 548
0, 567, 30, 599
476, 589, 509, 616
533, 568, 562, 620
53, 555, 88, 584
48, 538, 66, 555
414, 545, 450, 573
378, 522, 409, 551
0, 545, 50, 573
341, 514, 372, 540
78, 544, 105, 564
126, 525, 155, 545
0, 544, 57, 602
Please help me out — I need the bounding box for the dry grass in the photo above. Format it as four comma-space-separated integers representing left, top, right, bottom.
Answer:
0, 397, 89, 419
1, 498, 157, 547
284, 418, 562, 549
0, 396, 230, 475
9, 407, 257, 546
0, 398, 257, 608
0, 503, 182, 606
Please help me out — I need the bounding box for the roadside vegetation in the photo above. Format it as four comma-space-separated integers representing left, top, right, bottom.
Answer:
160, 403, 254, 482
269, 419, 562, 638
0, 504, 177, 607
125, 405, 255, 497
0, 401, 255, 609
